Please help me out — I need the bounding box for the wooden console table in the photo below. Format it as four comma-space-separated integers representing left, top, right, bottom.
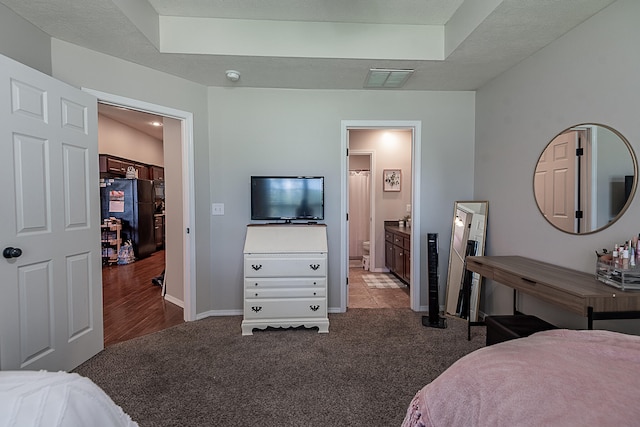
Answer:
466, 255, 640, 329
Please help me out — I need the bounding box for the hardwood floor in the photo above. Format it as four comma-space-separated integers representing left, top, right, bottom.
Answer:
102, 255, 406, 346
102, 250, 184, 347
348, 260, 410, 308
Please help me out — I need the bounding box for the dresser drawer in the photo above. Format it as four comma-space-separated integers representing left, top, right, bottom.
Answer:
245, 287, 326, 299
245, 278, 325, 289
244, 254, 326, 277
244, 298, 326, 319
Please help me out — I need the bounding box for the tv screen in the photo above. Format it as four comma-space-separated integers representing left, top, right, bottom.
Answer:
251, 176, 324, 221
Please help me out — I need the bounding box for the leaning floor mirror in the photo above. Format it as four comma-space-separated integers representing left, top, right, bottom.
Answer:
444, 201, 488, 322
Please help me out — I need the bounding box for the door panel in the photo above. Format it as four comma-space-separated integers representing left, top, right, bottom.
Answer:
63, 144, 90, 228
14, 133, 50, 233
18, 261, 54, 367
0, 53, 102, 371
535, 131, 577, 232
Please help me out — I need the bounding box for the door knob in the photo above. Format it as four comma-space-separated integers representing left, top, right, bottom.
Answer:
3, 247, 22, 259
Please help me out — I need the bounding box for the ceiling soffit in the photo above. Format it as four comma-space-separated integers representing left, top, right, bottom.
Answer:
0, 0, 618, 89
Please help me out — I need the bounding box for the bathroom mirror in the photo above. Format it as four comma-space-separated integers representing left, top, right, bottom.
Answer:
444, 201, 488, 322
534, 123, 637, 234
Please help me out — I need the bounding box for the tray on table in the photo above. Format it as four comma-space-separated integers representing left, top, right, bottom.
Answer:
596, 259, 640, 290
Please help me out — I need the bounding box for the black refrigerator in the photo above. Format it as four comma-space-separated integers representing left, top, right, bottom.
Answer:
100, 178, 155, 259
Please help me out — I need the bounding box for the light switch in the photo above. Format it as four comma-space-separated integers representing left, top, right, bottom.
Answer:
212, 203, 224, 215
406, 204, 411, 213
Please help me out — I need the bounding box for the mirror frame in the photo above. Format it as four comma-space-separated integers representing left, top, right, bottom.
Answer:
444, 201, 488, 322
533, 123, 637, 235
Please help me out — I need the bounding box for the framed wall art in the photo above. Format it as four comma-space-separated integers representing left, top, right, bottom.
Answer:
383, 169, 401, 192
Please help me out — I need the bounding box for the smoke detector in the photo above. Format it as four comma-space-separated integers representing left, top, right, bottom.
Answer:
225, 70, 241, 82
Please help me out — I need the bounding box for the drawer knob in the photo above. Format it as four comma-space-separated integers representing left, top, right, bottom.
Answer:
251, 306, 262, 313
254, 283, 258, 286
313, 292, 317, 296
309, 264, 320, 271
255, 293, 258, 297
251, 264, 262, 271
310, 305, 320, 312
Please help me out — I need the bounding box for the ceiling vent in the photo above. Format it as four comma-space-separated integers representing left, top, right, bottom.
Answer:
364, 68, 414, 88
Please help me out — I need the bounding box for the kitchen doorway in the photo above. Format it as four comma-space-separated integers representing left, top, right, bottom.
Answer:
86, 89, 196, 345
98, 103, 182, 345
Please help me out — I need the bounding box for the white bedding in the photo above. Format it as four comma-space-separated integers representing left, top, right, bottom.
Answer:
0, 370, 138, 427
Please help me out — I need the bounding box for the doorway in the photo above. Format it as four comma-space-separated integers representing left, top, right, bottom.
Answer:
348, 148, 409, 308
85, 89, 197, 341
97, 103, 184, 345
341, 121, 422, 312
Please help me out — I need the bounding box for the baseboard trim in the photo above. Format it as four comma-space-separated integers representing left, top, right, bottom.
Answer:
195, 309, 243, 320
163, 294, 184, 308
196, 305, 434, 320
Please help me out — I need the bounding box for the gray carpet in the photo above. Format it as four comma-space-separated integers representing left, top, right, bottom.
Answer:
74, 309, 485, 427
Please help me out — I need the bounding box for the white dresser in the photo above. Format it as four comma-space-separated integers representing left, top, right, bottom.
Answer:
242, 224, 329, 335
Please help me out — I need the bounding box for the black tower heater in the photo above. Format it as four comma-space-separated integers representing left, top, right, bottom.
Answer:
423, 233, 447, 329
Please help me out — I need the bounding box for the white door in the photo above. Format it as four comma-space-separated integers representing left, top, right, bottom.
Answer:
0, 54, 103, 371
467, 213, 485, 321
534, 131, 577, 232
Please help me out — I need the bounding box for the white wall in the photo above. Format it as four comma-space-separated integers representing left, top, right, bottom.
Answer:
349, 155, 370, 171
5, 28, 475, 315
350, 129, 412, 269
475, 0, 640, 333
595, 126, 634, 225
50, 39, 212, 314
98, 114, 164, 166
163, 117, 184, 302
0, 3, 51, 76
209, 87, 475, 310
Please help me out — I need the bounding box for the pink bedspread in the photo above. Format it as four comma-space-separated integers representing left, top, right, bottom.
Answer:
402, 329, 640, 427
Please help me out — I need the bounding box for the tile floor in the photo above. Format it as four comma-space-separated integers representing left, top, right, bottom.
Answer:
348, 259, 410, 308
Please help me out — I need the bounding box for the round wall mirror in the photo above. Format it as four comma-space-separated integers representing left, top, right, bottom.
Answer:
533, 123, 637, 234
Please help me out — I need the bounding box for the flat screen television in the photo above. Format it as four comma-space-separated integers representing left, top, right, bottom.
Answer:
251, 176, 324, 222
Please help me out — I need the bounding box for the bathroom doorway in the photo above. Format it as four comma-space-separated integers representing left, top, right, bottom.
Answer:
346, 130, 412, 309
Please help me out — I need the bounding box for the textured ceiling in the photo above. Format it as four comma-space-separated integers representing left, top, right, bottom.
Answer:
148, 0, 465, 24
1, 0, 617, 90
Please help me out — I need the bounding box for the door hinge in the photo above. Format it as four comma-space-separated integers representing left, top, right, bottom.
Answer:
575, 210, 583, 219
346, 147, 349, 156
346, 277, 349, 286
576, 147, 584, 156
346, 213, 349, 221
186, 227, 190, 234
